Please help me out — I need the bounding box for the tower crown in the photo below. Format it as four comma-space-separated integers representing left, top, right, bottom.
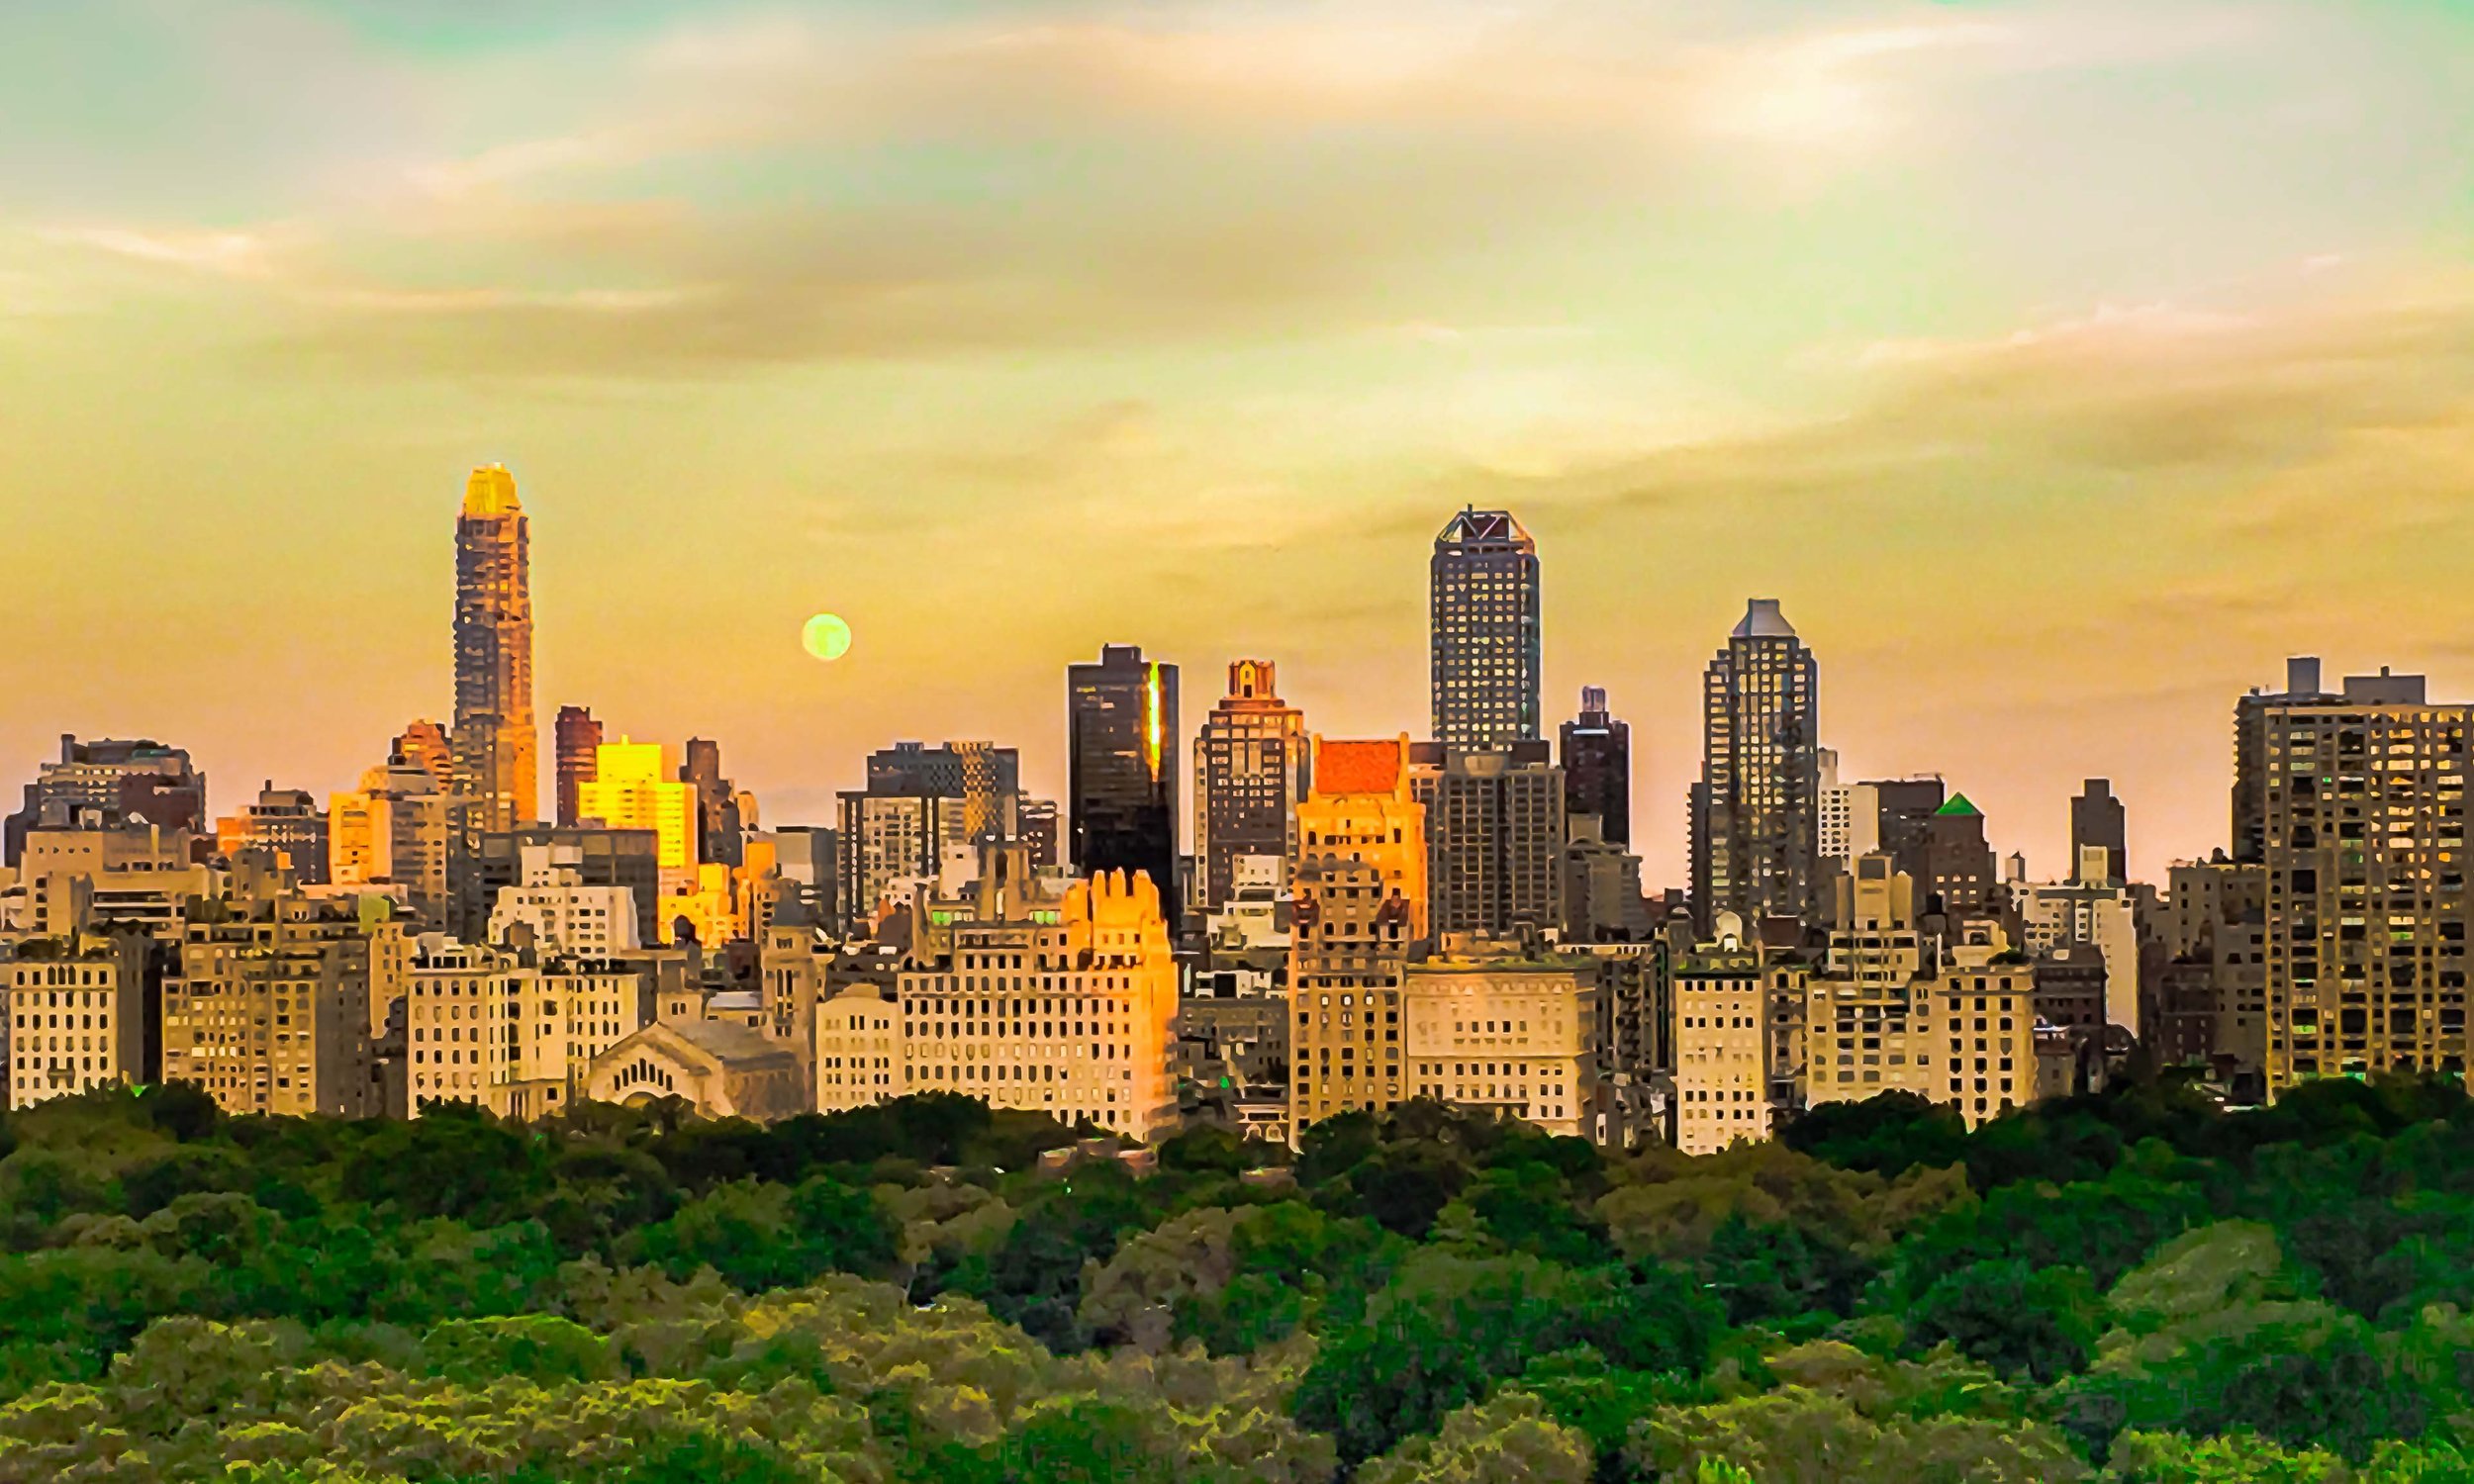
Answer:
463, 465, 522, 516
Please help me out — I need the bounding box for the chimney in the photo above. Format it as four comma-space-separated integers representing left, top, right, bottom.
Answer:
2286, 657, 2322, 696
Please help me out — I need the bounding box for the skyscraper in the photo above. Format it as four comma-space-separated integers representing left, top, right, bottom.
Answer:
554, 705, 602, 828
1069, 645, 1181, 933
2240, 662, 2471, 1087
1410, 741, 1566, 937
452, 466, 536, 833
1689, 599, 1821, 929
2070, 779, 2128, 884
1430, 508, 1541, 748
1559, 685, 1630, 847
682, 738, 743, 868
1193, 659, 1308, 915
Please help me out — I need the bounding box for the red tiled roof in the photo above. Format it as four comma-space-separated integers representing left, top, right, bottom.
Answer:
1315, 739, 1403, 795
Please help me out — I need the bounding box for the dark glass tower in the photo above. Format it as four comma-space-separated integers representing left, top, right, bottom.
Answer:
1559, 685, 1631, 847
553, 704, 600, 829
1430, 508, 1541, 748
1069, 644, 1182, 933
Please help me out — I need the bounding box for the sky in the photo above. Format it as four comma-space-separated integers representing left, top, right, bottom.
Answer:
3, 0, 2472, 888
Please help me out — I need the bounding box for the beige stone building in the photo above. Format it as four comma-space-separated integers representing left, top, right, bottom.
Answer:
5, 935, 147, 1108
1671, 920, 1772, 1155
402, 937, 653, 1118
162, 895, 382, 1117
583, 1018, 807, 1121
1802, 859, 2040, 1128
330, 760, 454, 924
810, 843, 1181, 1139
1401, 935, 1599, 1138
15, 825, 214, 940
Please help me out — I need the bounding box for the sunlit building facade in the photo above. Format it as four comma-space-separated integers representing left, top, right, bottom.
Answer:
451, 465, 537, 834
812, 844, 1182, 1138
576, 739, 697, 890
1193, 659, 1308, 917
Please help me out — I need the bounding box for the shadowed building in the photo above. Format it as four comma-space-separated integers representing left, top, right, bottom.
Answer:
554, 705, 602, 828
1560, 686, 1631, 848
1431, 508, 1541, 748
2070, 779, 2128, 885
1411, 742, 1565, 938
1069, 644, 1181, 934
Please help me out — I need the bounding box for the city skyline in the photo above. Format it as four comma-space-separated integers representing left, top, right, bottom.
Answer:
8, 0, 2474, 888
13, 465, 2474, 890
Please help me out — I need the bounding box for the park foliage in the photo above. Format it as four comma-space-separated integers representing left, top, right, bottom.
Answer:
2, 1073, 2473, 1481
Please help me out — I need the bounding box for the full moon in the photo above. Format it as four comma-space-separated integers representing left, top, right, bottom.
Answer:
802, 612, 853, 662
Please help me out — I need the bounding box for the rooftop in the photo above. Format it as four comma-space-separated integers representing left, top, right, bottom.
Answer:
462, 464, 522, 517
1313, 738, 1405, 795
1731, 598, 1796, 639
1435, 507, 1534, 550
1935, 793, 1982, 817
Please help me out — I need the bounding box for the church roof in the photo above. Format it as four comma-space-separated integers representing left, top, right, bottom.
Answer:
665, 1018, 798, 1067
1935, 793, 1982, 817
1731, 598, 1796, 639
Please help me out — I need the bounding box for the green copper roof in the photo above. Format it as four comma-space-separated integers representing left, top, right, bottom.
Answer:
1935, 793, 1981, 817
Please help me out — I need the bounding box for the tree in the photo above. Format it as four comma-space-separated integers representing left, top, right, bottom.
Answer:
1908, 1259, 2101, 1383
1357, 1392, 1593, 1484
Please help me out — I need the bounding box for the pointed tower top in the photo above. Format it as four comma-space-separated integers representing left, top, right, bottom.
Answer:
1731, 598, 1795, 639
463, 464, 521, 516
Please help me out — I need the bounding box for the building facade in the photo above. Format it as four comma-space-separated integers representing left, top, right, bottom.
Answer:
2245, 665, 2471, 1086
486, 841, 643, 958
403, 938, 652, 1117
1430, 508, 1541, 748
2070, 779, 2128, 885
1559, 686, 1630, 847
1193, 660, 1308, 918
162, 900, 380, 1117
451, 465, 537, 835
1671, 926, 1771, 1155
1401, 938, 1600, 1139
330, 757, 454, 924
1411, 742, 1565, 939
1690, 600, 1821, 929
4, 937, 147, 1108
1068, 645, 1181, 934
6, 735, 207, 866
811, 845, 1181, 1138
554, 705, 602, 829
576, 739, 696, 891
215, 783, 330, 884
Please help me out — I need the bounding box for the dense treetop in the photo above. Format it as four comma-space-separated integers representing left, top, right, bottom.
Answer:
2, 1074, 2472, 1481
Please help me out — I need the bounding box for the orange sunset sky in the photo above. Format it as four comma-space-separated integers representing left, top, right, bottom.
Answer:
4, 0, 2473, 886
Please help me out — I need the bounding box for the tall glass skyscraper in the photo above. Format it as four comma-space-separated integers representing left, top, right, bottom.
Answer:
1690, 599, 1820, 930
452, 465, 536, 834
1429, 508, 1540, 748
1069, 644, 1181, 934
